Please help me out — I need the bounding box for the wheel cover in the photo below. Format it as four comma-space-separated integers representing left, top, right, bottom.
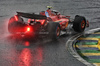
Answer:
81, 20, 85, 29
56, 27, 60, 37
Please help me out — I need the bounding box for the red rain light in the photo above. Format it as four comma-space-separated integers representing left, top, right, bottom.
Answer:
27, 27, 30, 32
14, 15, 18, 21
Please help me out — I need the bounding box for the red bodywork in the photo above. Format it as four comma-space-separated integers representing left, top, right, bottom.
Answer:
8, 11, 89, 38
28, 11, 70, 30
13, 11, 89, 34
49, 15, 69, 30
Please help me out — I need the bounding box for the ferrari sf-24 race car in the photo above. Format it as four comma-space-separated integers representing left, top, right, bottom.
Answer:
8, 10, 89, 40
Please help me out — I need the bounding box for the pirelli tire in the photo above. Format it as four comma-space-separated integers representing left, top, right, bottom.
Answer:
73, 15, 86, 32
8, 16, 24, 34
47, 22, 60, 40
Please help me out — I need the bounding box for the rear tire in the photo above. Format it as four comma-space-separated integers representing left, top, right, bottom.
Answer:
47, 22, 60, 40
73, 15, 86, 32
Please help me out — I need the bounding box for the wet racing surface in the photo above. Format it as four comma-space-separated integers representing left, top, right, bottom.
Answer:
0, 0, 100, 66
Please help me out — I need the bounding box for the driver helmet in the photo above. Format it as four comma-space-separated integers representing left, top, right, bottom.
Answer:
47, 6, 52, 9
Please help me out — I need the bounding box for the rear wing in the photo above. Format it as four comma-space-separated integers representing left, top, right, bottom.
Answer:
17, 12, 47, 19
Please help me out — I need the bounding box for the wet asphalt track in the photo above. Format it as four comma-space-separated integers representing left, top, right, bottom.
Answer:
1, 0, 100, 66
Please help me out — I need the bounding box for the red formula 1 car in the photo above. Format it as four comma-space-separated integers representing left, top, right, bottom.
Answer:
8, 10, 89, 40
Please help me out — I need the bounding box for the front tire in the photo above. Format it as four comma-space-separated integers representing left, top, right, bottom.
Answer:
73, 15, 86, 32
